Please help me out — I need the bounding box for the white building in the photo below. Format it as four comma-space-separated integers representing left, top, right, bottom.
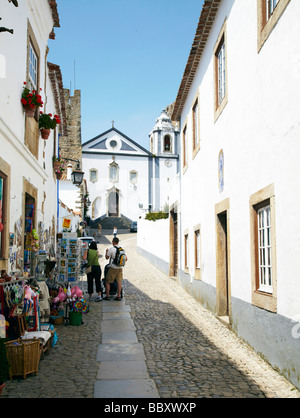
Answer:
149, 110, 180, 213
139, 0, 300, 389
0, 0, 66, 275
82, 111, 179, 224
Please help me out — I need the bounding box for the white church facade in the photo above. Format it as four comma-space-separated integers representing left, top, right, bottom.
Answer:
82, 110, 179, 224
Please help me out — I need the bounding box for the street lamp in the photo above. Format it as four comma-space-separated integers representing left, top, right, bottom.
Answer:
60, 157, 84, 185
71, 162, 84, 186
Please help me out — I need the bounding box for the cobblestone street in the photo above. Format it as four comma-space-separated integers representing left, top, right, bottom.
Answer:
2, 232, 300, 398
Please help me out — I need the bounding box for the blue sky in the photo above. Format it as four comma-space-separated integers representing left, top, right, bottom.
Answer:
48, 0, 205, 150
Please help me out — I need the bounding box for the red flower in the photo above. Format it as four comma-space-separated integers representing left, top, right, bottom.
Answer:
21, 98, 27, 105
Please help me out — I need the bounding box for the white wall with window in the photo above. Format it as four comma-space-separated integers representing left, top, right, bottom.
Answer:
0, 0, 61, 275
257, 205, 273, 294
167, 0, 300, 389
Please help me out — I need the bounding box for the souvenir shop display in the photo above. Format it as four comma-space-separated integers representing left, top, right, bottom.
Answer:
0, 275, 58, 381
49, 282, 89, 326
35, 252, 47, 282
57, 233, 81, 283
0, 231, 90, 385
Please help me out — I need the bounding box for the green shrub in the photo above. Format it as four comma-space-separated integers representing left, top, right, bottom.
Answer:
145, 211, 169, 222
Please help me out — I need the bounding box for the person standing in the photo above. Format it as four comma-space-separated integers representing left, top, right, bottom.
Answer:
113, 226, 117, 238
83, 241, 102, 302
104, 237, 127, 301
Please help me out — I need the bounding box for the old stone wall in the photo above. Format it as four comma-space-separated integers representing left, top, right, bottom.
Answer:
59, 89, 82, 169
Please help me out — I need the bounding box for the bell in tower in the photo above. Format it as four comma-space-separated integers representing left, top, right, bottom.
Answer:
149, 108, 178, 156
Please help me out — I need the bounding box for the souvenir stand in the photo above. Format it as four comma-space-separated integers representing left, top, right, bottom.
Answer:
0, 272, 54, 380
0, 217, 57, 381
50, 233, 88, 326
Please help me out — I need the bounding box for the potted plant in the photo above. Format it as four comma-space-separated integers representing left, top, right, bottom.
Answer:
39, 112, 61, 139
21, 82, 43, 117
0, 338, 10, 396
52, 156, 66, 180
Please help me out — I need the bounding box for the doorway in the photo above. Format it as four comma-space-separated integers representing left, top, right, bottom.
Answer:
169, 206, 178, 277
24, 192, 36, 275
215, 199, 231, 323
108, 191, 119, 217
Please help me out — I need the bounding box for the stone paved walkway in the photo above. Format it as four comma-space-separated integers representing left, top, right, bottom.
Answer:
2, 232, 300, 398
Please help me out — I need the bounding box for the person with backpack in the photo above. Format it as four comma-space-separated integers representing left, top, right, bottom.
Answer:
83, 241, 102, 302
104, 237, 127, 301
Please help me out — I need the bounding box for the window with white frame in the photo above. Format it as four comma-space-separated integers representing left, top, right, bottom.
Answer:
184, 233, 189, 270
183, 125, 188, 168
130, 170, 138, 184
29, 42, 38, 90
267, 0, 279, 19
217, 39, 226, 106
109, 162, 119, 183
257, 205, 273, 293
214, 21, 228, 120
195, 230, 201, 270
257, 0, 290, 52
90, 168, 98, 183
193, 99, 199, 151
250, 185, 277, 312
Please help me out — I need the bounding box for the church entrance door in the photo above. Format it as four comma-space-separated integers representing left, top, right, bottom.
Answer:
108, 191, 119, 217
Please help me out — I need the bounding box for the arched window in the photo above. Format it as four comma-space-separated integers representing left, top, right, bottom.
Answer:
164, 135, 171, 152
109, 162, 119, 183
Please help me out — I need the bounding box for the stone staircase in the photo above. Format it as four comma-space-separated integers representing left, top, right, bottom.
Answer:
89, 215, 132, 231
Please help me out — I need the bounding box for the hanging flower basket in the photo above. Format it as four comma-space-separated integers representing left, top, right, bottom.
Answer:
21, 82, 43, 117
39, 112, 61, 139
40, 128, 50, 140
53, 156, 66, 180
23, 104, 36, 118
56, 171, 63, 180
53, 161, 61, 171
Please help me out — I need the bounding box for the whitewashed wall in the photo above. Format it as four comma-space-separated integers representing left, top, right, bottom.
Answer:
137, 218, 169, 275
177, 0, 300, 389
83, 153, 149, 222
0, 0, 60, 270
59, 201, 81, 233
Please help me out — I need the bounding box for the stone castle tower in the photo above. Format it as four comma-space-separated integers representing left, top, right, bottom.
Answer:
59, 89, 82, 170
